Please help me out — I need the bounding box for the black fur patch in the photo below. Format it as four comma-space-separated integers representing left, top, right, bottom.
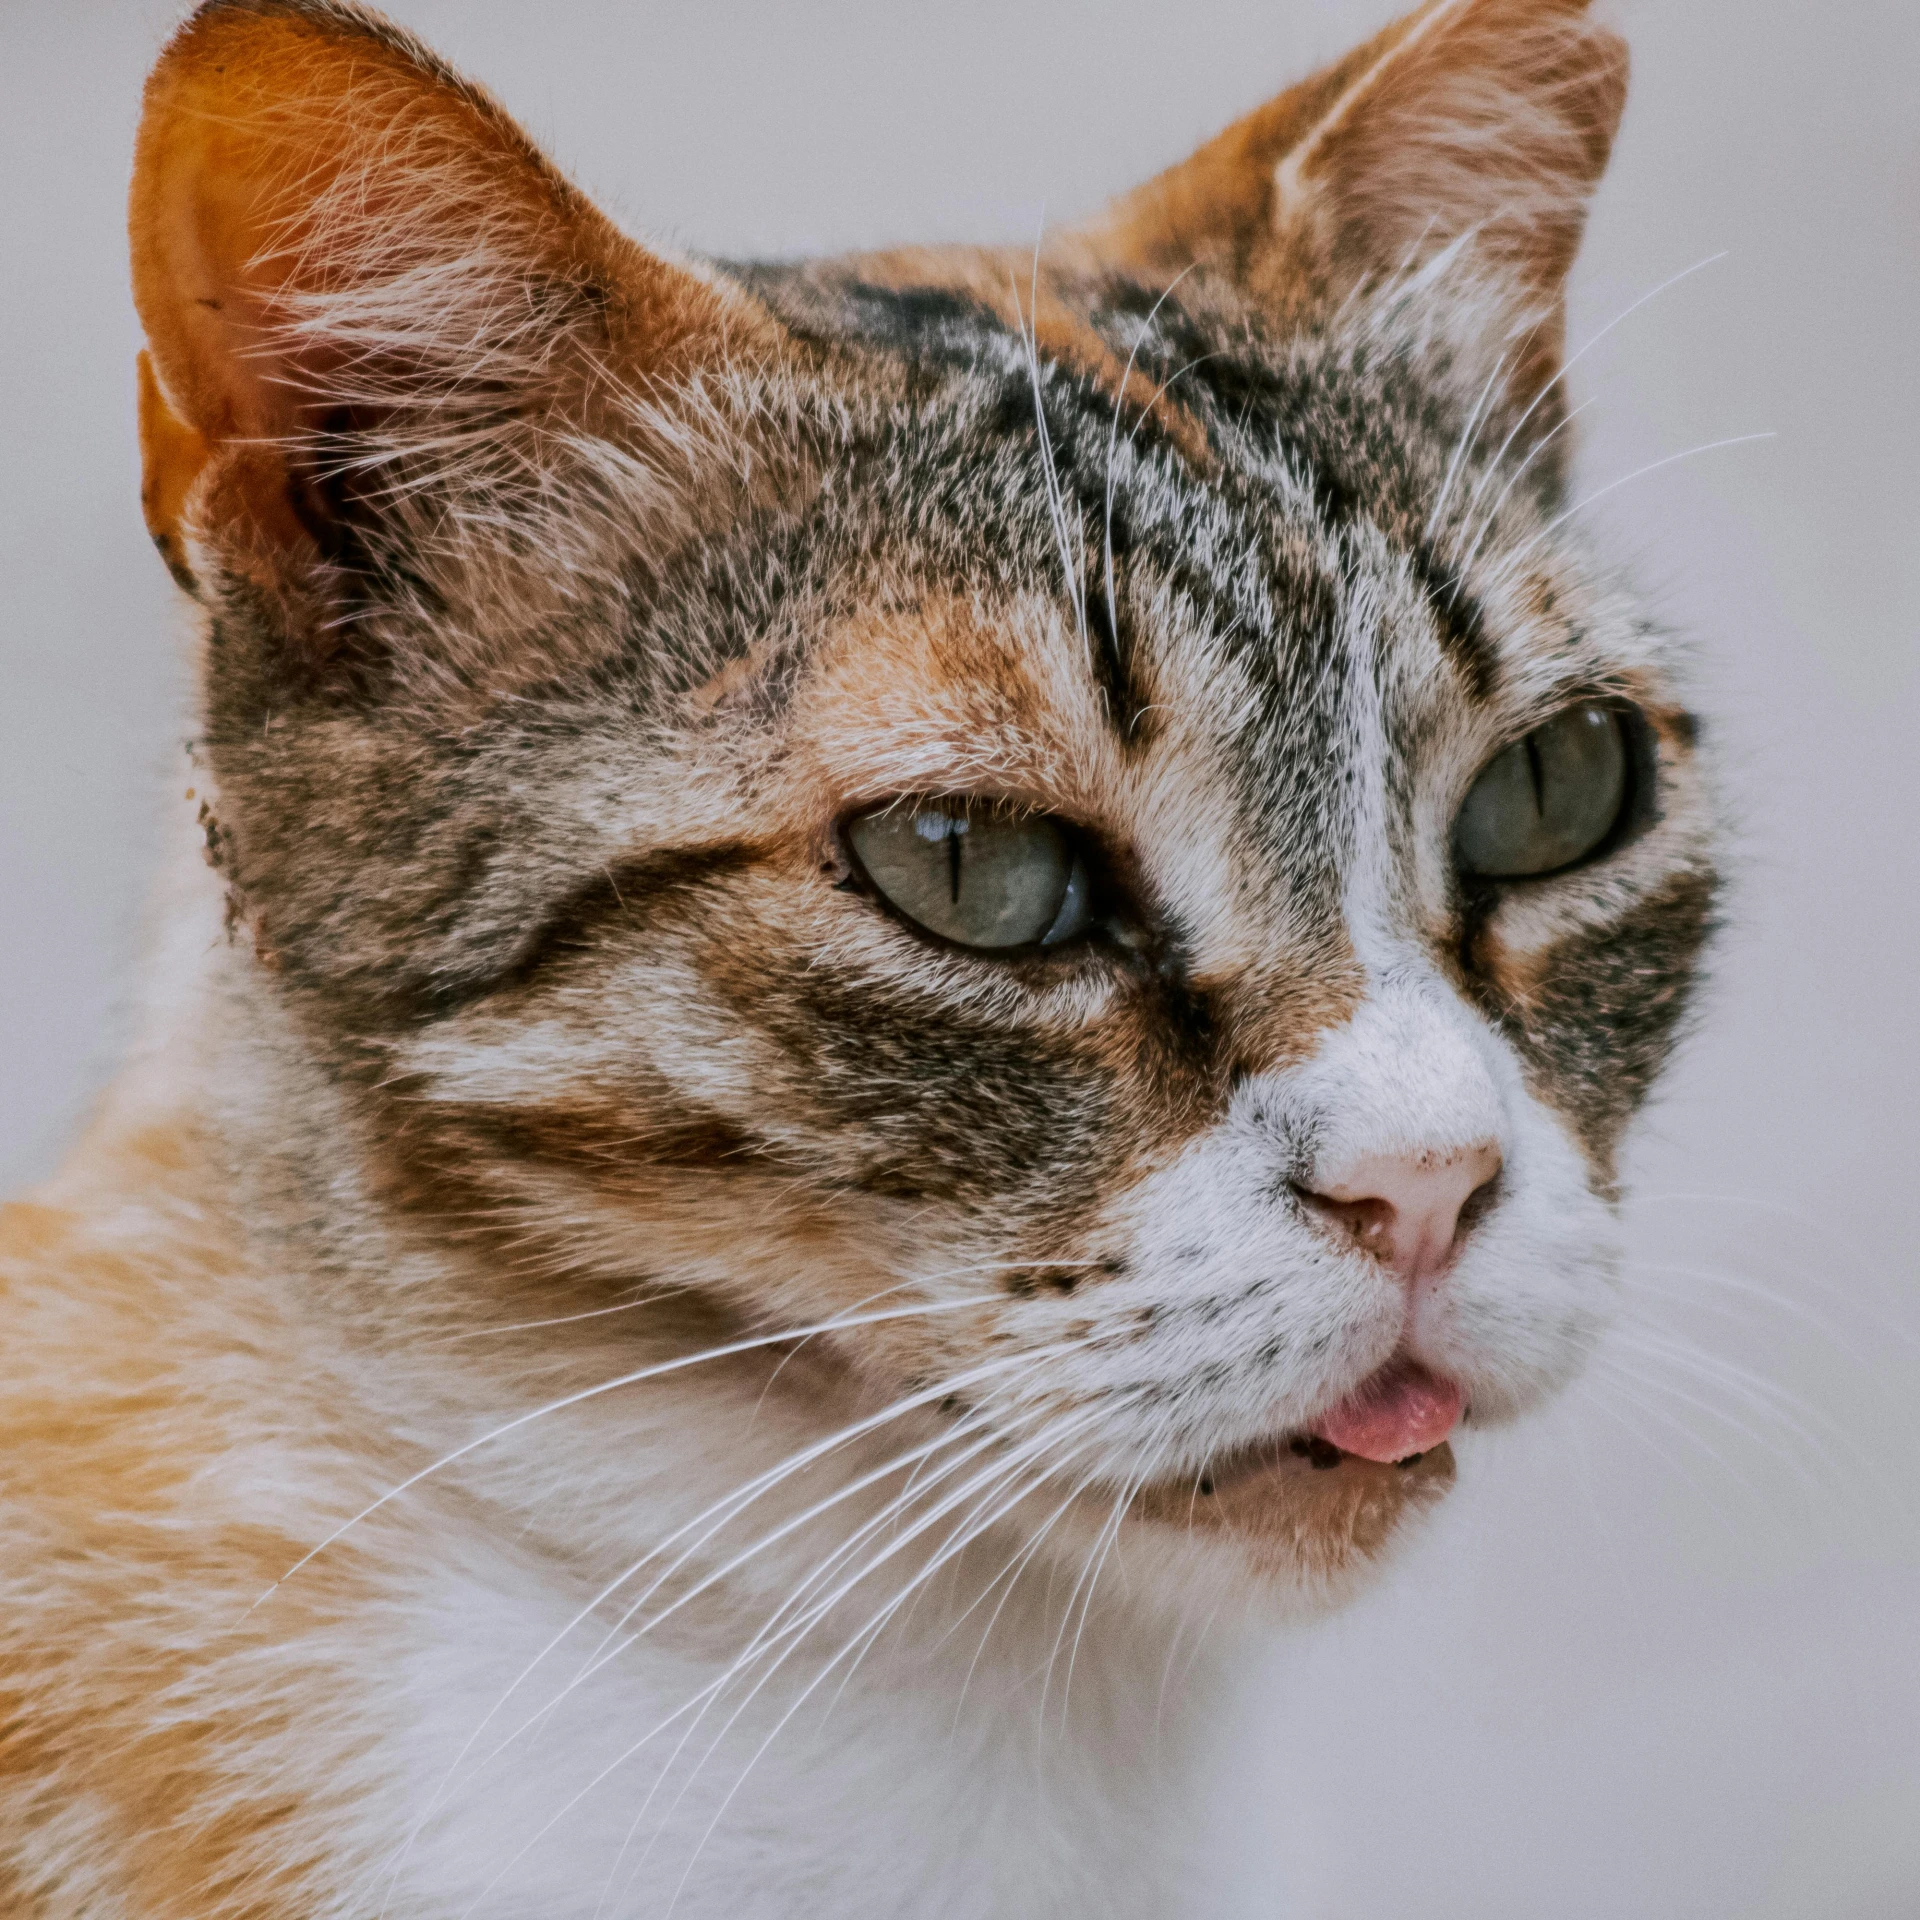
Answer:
1488, 866, 1720, 1175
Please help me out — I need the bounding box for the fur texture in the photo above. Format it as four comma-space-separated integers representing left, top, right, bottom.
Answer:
0, 1, 1717, 1912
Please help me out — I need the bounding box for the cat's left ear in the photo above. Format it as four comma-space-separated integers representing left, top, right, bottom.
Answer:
130, 0, 785, 675
1074, 0, 1627, 409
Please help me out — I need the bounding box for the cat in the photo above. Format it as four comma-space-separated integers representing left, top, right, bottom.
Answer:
0, 0, 1718, 1913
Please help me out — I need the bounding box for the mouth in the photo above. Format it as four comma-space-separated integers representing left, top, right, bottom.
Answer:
1134, 1355, 1466, 1502
1172, 1354, 1463, 1495
1125, 1358, 1463, 1576
1301, 1356, 1463, 1465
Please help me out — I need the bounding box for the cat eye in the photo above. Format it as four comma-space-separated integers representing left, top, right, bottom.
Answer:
845, 800, 1095, 951
1454, 704, 1631, 879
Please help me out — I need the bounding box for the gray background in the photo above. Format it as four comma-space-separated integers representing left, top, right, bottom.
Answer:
3, 1, 1916, 1913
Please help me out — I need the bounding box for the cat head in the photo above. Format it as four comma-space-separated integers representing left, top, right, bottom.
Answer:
132, 0, 1715, 1602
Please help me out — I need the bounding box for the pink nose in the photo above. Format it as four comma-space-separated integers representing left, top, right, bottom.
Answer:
1298, 1143, 1502, 1286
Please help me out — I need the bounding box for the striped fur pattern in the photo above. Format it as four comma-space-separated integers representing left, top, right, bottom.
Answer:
0, 0, 1718, 1912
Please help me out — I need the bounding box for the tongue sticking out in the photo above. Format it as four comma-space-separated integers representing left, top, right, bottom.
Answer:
1311, 1361, 1462, 1464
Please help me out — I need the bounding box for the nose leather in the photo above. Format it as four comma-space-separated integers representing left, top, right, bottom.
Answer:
1300, 1143, 1502, 1285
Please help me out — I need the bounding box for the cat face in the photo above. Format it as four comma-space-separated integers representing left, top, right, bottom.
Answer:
132, 0, 1714, 1599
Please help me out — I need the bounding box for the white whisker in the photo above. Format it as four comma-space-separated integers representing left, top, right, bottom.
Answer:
1449, 249, 1728, 543
454, 1402, 1108, 1918
256, 1294, 995, 1611
1102, 263, 1201, 652
1423, 347, 1513, 539
1008, 240, 1090, 660
1445, 394, 1594, 601
1488, 432, 1775, 588
653, 1415, 1117, 1916
375, 1342, 1085, 1910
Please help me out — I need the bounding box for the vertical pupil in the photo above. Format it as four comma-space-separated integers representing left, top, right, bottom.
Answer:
1524, 733, 1547, 816
946, 815, 964, 904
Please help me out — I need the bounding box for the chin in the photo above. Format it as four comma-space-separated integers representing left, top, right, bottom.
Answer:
1118, 1439, 1460, 1616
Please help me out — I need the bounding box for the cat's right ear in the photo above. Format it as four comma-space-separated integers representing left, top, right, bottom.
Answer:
130, 0, 782, 671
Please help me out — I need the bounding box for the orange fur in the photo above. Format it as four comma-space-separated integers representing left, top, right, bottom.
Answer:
1074, 0, 1626, 398
131, 1, 778, 612
0, 1108, 374, 1914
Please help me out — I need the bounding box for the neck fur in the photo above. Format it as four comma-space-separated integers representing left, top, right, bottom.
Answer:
107, 795, 1242, 1919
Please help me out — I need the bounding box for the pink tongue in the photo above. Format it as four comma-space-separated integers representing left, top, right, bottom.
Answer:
1312, 1362, 1462, 1463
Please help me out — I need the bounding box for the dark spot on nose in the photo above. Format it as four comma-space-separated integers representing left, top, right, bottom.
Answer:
1197, 1475, 1215, 1496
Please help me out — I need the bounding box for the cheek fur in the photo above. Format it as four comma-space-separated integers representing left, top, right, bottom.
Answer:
1474, 865, 1719, 1183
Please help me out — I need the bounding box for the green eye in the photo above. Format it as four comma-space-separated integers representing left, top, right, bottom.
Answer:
846, 800, 1094, 951
1455, 704, 1631, 879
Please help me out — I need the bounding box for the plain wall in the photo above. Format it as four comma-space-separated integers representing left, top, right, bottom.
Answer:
2, 2, 1916, 1913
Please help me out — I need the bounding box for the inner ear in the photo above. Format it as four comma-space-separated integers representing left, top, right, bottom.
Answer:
129, 0, 778, 630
